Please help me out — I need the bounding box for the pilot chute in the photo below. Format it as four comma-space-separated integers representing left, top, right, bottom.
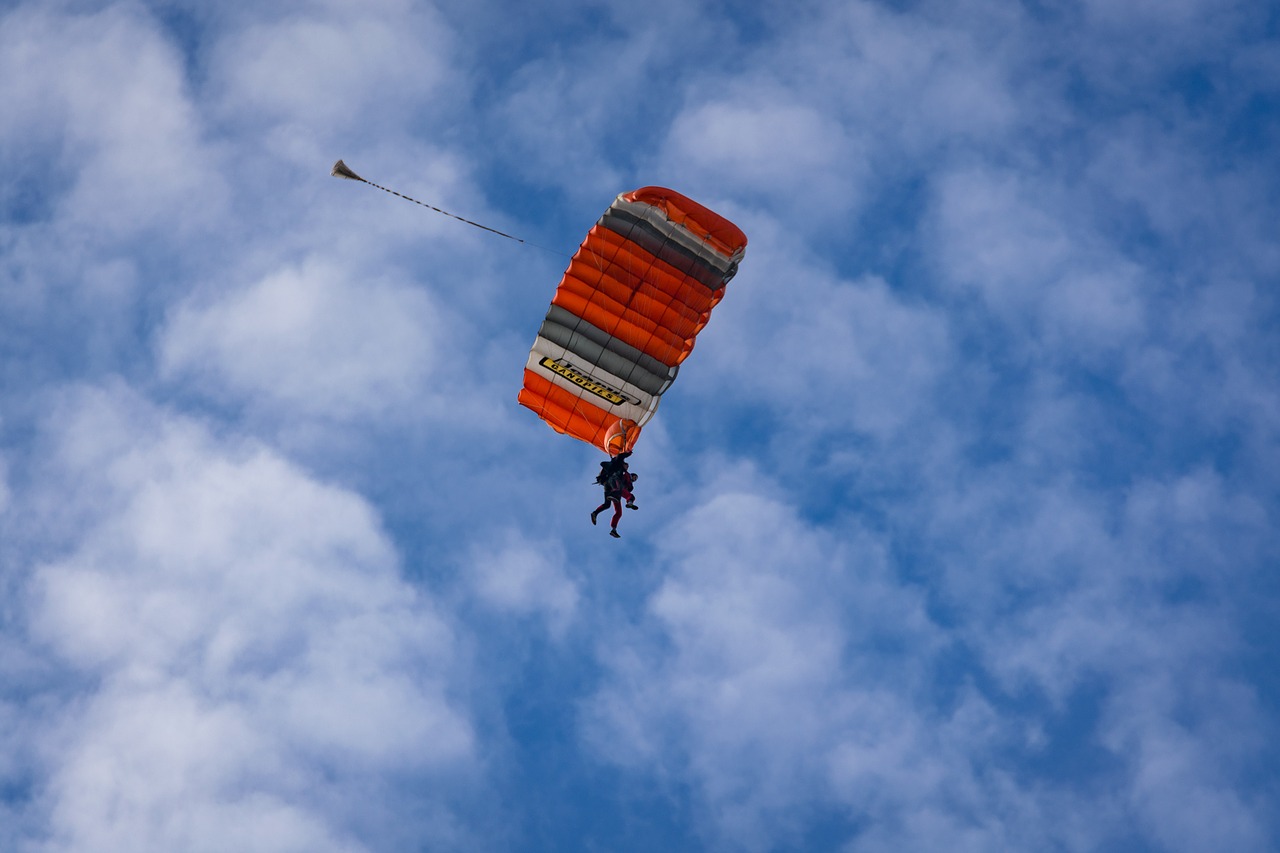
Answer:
518, 187, 747, 455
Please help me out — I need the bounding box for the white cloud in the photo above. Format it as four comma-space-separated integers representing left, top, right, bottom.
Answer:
585, 447, 1278, 850
693, 225, 952, 440
20, 384, 476, 852
585, 467, 951, 850
814, 1, 1021, 146
208, 2, 453, 136
662, 97, 866, 219
3, 0, 1278, 849
654, 0, 1021, 222
1103, 672, 1271, 853
1077, 0, 1254, 74
0, 4, 224, 368
0, 3, 226, 238
466, 530, 578, 637
0, 453, 9, 516
928, 166, 1146, 354
37, 681, 359, 853
159, 255, 446, 421
487, 19, 703, 198
913, 453, 1278, 849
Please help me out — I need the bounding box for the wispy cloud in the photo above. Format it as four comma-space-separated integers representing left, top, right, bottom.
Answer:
159, 255, 449, 421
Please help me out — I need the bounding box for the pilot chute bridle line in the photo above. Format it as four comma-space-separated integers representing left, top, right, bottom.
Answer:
330, 159, 567, 258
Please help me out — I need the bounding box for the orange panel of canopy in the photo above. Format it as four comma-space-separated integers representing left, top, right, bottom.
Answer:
518, 187, 747, 455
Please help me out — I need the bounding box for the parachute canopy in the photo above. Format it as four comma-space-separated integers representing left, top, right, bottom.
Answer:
518, 187, 747, 455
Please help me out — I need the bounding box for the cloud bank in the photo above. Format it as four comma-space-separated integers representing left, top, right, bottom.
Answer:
2, 0, 1276, 850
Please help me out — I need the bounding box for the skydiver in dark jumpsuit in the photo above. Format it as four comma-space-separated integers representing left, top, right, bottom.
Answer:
591, 451, 637, 538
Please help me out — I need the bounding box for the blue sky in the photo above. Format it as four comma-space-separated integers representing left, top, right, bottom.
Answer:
2, 0, 1278, 850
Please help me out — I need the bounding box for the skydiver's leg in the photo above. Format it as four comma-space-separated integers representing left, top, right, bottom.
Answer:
610, 499, 623, 531
591, 501, 610, 525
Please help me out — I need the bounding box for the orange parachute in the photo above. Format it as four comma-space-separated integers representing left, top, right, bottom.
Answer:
518, 187, 747, 455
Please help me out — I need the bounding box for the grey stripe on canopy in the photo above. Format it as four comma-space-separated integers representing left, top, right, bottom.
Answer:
538, 305, 676, 396
600, 208, 729, 291
610, 197, 740, 274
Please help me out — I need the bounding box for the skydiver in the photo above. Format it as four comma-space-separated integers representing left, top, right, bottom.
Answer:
591, 451, 638, 538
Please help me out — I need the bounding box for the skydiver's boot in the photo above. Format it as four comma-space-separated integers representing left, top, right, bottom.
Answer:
591, 509, 599, 525
626, 502, 638, 510
610, 529, 621, 538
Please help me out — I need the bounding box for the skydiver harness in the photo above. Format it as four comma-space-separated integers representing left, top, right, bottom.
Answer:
595, 458, 632, 497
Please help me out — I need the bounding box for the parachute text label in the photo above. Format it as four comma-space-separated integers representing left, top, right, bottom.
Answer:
539, 357, 630, 406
